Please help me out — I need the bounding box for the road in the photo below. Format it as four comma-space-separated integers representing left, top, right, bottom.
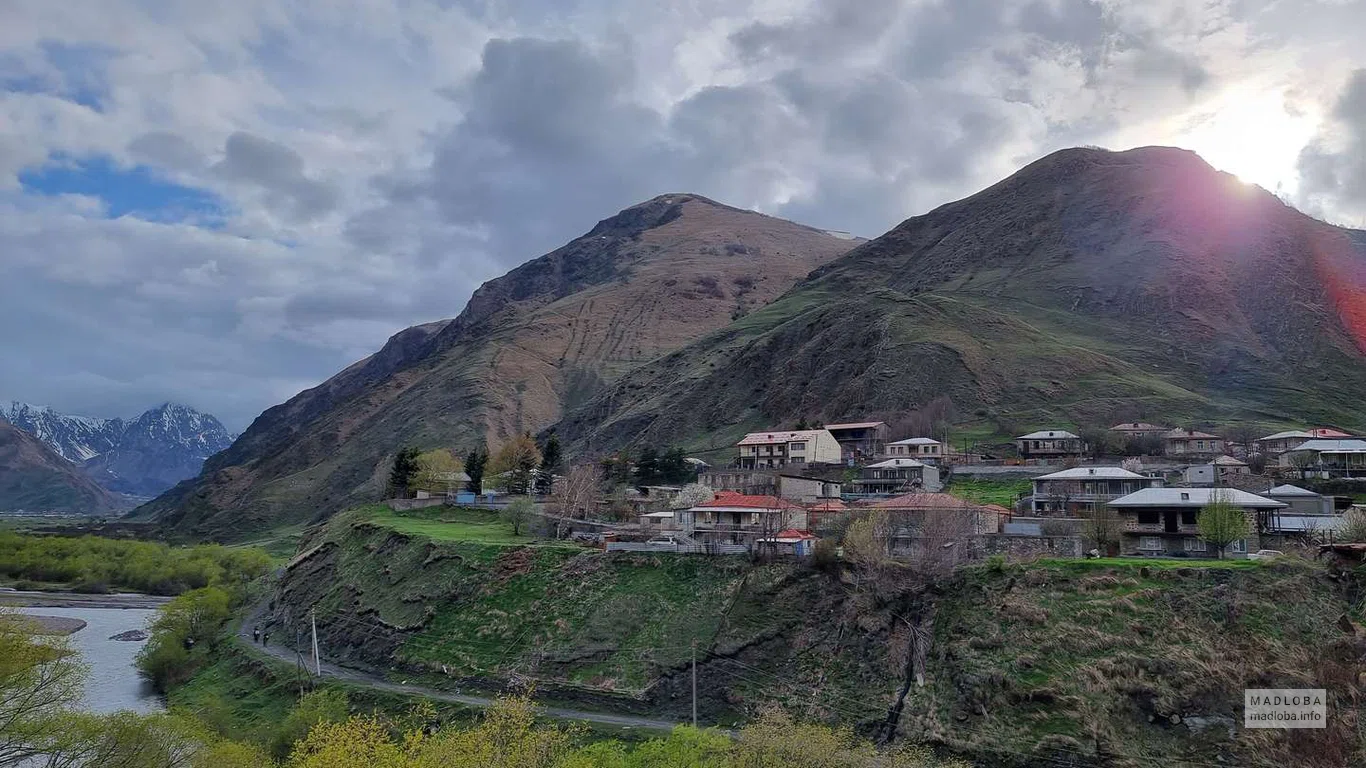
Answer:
236, 603, 684, 733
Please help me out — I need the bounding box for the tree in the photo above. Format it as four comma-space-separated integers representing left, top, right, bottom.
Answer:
1246, 452, 1268, 474
410, 450, 462, 495
1287, 450, 1317, 480
464, 450, 487, 495
1083, 500, 1122, 556
489, 434, 542, 496
635, 447, 661, 487
657, 447, 692, 484
501, 497, 537, 537
535, 435, 562, 495
843, 510, 892, 570
550, 465, 600, 528
387, 448, 421, 499
670, 483, 714, 510
1078, 427, 1111, 460
1225, 423, 1261, 456
1197, 490, 1251, 559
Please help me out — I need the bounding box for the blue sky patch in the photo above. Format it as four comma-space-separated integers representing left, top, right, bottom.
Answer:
20, 155, 227, 225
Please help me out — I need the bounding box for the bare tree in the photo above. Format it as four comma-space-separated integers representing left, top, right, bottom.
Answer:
1224, 423, 1261, 457
1083, 500, 1122, 556
549, 464, 599, 523
1078, 427, 1112, 460
886, 396, 958, 441
1286, 451, 1318, 481
914, 506, 978, 576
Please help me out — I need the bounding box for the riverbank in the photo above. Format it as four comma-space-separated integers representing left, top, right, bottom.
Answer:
16, 614, 88, 635
0, 589, 173, 609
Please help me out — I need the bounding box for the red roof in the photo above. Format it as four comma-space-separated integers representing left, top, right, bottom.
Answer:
774, 529, 819, 540
808, 499, 848, 512
698, 492, 803, 511
872, 492, 980, 510
1311, 427, 1353, 438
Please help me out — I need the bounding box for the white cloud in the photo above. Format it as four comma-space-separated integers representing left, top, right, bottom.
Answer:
2, 0, 1365, 429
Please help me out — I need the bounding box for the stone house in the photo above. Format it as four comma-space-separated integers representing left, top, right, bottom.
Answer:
1163, 428, 1225, 458
1015, 430, 1084, 459
824, 421, 889, 461
676, 492, 809, 546
1029, 466, 1162, 516
1108, 487, 1283, 558
850, 458, 942, 495
886, 437, 944, 462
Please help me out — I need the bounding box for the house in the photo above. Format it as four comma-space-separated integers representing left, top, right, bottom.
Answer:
699, 468, 841, 501
824, 421, 890, 460
736, 429, 842, 469
639, 510, 676, 529
806, 499, 849, 529
1163, 428, 1224, 458
886, 437, 944, 462
676, 492, 808, 546
1015, 430, 1084, 459
870, 492, 1007, 536
1110, 422, 1168, 438
850, 458, 942, 496
1030, 466, 1162, 515
1253, 430, 1316, 457
1265, 484, 1335, 516
1281, 439, 1366, 477
755, 529, 820, 557
776, 474, 843, 504
1212, 455, 1249, 475
1108, 487, 1283, 558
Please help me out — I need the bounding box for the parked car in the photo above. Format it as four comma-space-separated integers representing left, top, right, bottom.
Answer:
645, 535, 681, 548
1248, 549, 1284, 561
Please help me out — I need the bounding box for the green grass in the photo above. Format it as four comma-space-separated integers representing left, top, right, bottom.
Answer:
945, 477, 1031, 506
1033, 556, 1262, 571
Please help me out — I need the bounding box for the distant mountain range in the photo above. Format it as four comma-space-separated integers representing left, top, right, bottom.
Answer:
142, 146, 1366, 541
0, 420, 124, 514
0, 402, 236, 505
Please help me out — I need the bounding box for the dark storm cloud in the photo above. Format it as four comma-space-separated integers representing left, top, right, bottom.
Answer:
1298, 70, 1366, 218
213, 131, 339, 220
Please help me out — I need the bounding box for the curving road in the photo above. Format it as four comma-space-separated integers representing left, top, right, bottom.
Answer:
235, 603, 683, 733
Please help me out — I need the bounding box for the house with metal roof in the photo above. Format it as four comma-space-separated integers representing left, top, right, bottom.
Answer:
1108, 487, 1284, 558
1254, 430, 1316, 456
1015, 430, 1084, 459
823, 421, 889, 460
886, 437, 944, 461
1163, 428, 1225, 458
851, 458, 942, 496
1265, 484, 1334, 516
1110, 422, 1168, 437
1280, 439, 1366, 477
1030, 466, 1163, 515
735, 429, 842, 469
676, 492, 809, 546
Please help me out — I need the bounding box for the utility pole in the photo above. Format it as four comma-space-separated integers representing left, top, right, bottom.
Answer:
311, 609, 321, 677
691, 639, 698, 728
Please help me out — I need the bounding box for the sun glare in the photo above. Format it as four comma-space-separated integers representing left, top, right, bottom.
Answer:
1180, 88, 1319, 194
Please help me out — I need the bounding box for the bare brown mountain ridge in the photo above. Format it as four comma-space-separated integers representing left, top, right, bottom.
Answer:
0, 419, 125, 513
138, 195, 860, 536
554, 146, 1366, 457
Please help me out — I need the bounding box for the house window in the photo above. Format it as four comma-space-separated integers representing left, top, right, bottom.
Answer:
1196, 441, 1205, 450
1137, 510, 1160, 525
1228, 539, 1247, 554
749, 512, 761, 526
1184, 538, 1206, 553
1139, 536, 1162, 551
1180, 509, 1197, 525
790, 442, 806, 452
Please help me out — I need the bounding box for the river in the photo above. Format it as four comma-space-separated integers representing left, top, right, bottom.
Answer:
17, 605, 164, 714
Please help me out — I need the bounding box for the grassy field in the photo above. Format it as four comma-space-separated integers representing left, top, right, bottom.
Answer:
945, 477, 1031, 506
908, 556, 1358, 766
364, 505, 533, 545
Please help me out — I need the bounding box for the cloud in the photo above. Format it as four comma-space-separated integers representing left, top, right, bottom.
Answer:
1298, 69, 1366, 225
2, 0, 1366, 430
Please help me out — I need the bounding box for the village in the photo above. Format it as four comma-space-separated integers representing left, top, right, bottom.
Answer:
389, 419, 1366, 565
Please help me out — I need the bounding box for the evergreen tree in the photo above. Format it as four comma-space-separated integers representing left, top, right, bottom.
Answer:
659, 447, 691, 484
537, 434, 562, 494
387, 447, 421, 498
464, 449, 487, 495
635, 447, 661, 486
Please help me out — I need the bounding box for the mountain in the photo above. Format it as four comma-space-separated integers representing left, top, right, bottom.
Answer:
1, 402, 236, 497
82, 404, 237, 496
555, 146, 1366, 455
139, 194, 861, 537
0, 419, 124, 513
1, 402, 123, 462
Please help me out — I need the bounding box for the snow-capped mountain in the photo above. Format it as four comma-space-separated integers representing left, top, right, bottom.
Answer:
1, 401, 236, 497
1, 402, 124, 462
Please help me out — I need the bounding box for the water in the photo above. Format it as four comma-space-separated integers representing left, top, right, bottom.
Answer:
18, 606, 164, 714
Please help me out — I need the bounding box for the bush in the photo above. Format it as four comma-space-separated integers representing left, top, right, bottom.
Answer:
136, 586, 236, 692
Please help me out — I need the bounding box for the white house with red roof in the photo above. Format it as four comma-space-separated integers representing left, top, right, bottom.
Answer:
736, 429, 842, 469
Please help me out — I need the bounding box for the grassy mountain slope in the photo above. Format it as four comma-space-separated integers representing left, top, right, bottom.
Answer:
141, 196, 857, 538
0, 420, 124, 513
272, 506, 1364, 766
556, 146, 1366, 456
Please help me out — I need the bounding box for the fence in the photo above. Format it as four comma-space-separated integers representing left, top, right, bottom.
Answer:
605, 542, 749, 556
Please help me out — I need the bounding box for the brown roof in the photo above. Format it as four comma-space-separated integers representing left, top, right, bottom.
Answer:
825, 421, 887, 431
1165, 428, 1220, 439
698, 491, 804, 511
872, 492, 981, 510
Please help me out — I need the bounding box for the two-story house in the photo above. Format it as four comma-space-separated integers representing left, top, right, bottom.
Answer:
1280, 438, 1366, 477
735, 429, 842, 469
1029, 466, 1162, 515
676, 492, 808, 546
886, 437, 944, 462
1015, 430, 1084, 459
1109, 422, 1168, 439
824, 422, 889, 461
1163, 428, 1224, 458
1108, 487, 1283, 557
850, 458, 942, 496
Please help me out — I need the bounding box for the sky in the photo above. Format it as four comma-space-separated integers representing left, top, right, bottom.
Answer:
3, 0, 1366, 432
